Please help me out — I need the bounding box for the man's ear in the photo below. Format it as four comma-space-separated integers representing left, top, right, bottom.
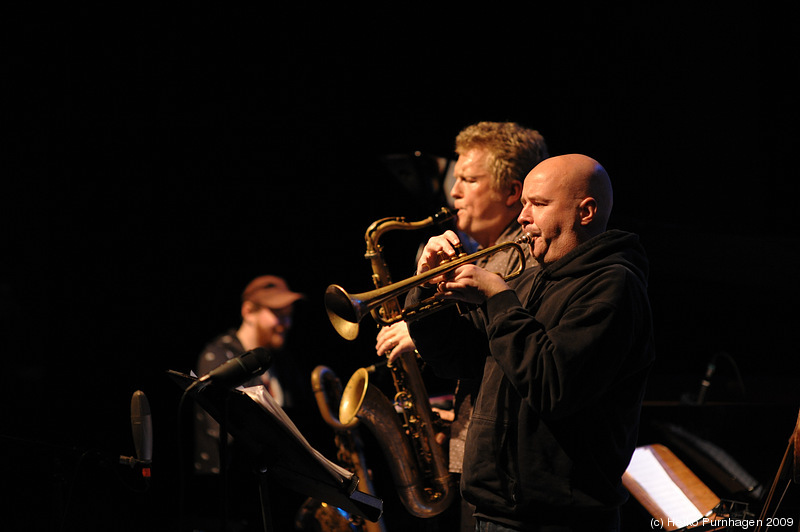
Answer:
241, 300, 258, 322
578, 197, 598, 226
505, 180, 523, 207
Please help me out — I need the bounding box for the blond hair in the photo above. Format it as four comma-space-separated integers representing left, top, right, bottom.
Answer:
455, 121, 549, 192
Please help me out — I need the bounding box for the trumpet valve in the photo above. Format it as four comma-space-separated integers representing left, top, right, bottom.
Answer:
436, 241, 465, 266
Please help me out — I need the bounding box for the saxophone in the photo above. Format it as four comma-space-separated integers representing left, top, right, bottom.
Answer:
296, 365, 387, 532
337, 207, 458, 518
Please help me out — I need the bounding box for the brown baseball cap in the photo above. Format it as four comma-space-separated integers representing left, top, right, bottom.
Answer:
242, 275, 304, 309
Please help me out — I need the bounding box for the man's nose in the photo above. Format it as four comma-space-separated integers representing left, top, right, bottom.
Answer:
518, 211, 532, 228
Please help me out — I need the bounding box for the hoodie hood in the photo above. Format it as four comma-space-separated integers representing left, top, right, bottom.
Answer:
541, 229, 649, 287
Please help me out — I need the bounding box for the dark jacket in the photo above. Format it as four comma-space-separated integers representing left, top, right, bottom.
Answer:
407, 230, 655, 529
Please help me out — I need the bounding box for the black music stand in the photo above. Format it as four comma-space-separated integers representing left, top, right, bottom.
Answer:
169, 370, 383, 532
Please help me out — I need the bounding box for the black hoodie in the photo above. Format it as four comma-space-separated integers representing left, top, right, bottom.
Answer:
407, 229, 656, 529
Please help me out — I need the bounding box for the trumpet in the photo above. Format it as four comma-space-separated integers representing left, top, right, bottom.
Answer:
325, 233, 532, 341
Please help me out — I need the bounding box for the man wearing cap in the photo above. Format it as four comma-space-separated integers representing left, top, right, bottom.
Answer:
194, 274, 305, 476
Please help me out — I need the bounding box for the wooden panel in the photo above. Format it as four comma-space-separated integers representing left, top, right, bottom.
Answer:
624, 444, 720, 531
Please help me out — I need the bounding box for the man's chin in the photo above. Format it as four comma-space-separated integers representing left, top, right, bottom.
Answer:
270, 337, 285, 350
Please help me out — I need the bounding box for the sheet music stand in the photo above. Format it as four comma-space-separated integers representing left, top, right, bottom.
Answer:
624, 444, 722, 531
169, 370, 383, 531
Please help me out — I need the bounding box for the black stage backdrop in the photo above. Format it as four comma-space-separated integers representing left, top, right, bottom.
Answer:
3, 5, 799, 531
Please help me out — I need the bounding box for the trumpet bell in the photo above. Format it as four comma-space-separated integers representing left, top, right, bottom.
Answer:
325, 284, 362, 341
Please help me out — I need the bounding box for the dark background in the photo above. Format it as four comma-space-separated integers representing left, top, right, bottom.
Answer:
3, 5, 799, 531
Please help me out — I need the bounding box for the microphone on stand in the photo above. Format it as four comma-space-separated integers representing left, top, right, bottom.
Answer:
120, 390, 153, 477
680, 354, 718, 405
188, 347, 273, 392
695, 359, 717, 405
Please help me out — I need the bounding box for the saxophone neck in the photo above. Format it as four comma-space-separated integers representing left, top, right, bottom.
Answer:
364, 207, 458, 318
311, 365, 359, 431
364, 207, 457, 258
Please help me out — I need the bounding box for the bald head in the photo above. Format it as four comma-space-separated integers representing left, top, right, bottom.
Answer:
518, 154, 614, 264
533, 154, 612, 230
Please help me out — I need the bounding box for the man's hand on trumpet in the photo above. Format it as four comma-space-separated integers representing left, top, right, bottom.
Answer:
416, 230, 464, 274
435, 264, 511, 305
417, 231, 512, 305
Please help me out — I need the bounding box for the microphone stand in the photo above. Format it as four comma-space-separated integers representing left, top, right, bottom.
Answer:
258, 471, 274, 532
118, 454, 152, 478
219, 396, 232, 532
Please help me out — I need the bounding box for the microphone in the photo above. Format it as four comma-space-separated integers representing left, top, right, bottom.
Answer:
131, 390, 153, 464
695, 359, 717, 405
679, 354, 719, 405
192, 347, 273, 391
120, 390, 152, 476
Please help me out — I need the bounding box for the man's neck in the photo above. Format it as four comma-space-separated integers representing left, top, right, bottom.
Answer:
478, 214, 520, 248
236, 323, 258, 351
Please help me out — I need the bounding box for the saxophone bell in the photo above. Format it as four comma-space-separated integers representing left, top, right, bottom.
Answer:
339, 359, 456, 518
306, 366, 387, 532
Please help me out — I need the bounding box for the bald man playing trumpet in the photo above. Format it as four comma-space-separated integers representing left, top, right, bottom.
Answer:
405, 154, 656, 532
